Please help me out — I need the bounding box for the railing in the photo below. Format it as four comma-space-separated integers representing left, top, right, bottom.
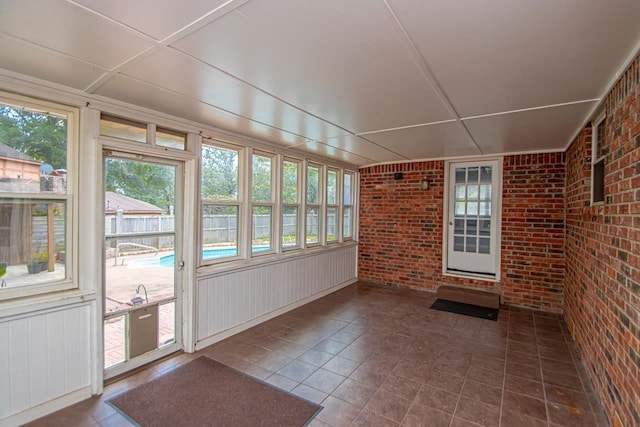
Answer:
114, 242, 158, 266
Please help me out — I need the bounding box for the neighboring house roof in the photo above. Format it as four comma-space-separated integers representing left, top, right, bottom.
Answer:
105, 191, 164, 215
0, 142, 40, 163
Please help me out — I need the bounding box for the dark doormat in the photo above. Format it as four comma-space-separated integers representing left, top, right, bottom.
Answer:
107, 356, 322, 427
430, 299, 499, 321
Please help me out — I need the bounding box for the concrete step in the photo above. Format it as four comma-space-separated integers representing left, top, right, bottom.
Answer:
437, 285, 500, 309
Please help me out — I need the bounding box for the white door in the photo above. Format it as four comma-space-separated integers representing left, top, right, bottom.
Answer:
446, 160, 501, 276
103, 152, 184, 379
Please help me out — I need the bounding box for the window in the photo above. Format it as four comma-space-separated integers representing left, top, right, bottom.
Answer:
306, 163, 322, 245
251, 152, 274, 254
343, 172, 354, 240
282, 158, 301, 248
100, 115, 186, 151
326, 168, 339, 243
201, 143, 241, 262
592, 114, 606, 204
0, 93, 77, 300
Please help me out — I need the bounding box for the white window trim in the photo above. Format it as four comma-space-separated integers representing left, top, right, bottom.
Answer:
281, 156, 302, 251
250, 150, 276, 257
305, 162, 324, 247
326, 167, 340, 244
442, 158, 503, 282
342, 171, 355, 241
0, 91, 79, 301
200, 140, 245, 266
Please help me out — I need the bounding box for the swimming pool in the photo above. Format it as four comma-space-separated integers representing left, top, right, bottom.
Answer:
128, 246, 269, 268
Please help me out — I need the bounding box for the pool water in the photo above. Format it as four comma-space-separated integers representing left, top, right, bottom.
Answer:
129, 246, 270, 268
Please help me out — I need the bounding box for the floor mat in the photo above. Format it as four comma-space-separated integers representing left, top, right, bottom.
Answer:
430, 298, 499, 321
108, 356, 322, 427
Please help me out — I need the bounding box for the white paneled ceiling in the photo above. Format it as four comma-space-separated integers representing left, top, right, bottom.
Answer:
0, 0, 639, 166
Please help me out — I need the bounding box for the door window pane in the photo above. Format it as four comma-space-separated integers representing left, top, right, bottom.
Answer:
479, 238, 490, 254
479, 220, 491, 236
468, 167, 479, 183
480, 166, 492, 183
479, 185, 491, 201
455, 202, 466, 216
454, 236, 464, 252
479, 202, 491, 217
467, 202, 478, 216
455, 185, 466, 200
454, 219, 464, 234
455, 168, 465, 184
466, 219, 477, 235
467, 185, 479, 201
466, 237, 477, 253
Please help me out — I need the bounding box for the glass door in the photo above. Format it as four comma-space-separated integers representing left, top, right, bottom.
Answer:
447, 160, 501, 276
103, 152, 183, 378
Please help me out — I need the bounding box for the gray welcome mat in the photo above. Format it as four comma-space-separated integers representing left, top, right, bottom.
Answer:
107, 356, 322, 426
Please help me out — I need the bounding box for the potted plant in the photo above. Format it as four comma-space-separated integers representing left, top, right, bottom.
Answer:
37, 250, 49, 272
27, 253, 40, 274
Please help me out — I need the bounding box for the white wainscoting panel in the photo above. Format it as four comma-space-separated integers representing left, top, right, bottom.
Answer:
0, 303, 91, 422
196, 245, 357, 345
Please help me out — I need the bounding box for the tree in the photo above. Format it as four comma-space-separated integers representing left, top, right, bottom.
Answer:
201, 145, 238, 201
251, 155, 272, 202
105, 158, 175, 212
282, 161, 298, 203
0, 105, 67, 169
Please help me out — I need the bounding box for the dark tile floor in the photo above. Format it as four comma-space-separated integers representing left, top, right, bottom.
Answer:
26, 282, 608, 426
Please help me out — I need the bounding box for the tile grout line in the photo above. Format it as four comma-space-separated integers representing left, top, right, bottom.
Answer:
534, 314, 553, 427
497, 308, 511, 427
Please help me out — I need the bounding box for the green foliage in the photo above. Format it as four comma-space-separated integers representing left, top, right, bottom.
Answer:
0, 105, 67, 169
282, 161, 298, 204
327, 170, 337, 205
105, 158, 175, 211
201, 145, 238, 201
251, 155, 272, 202
307, 166, 319, 204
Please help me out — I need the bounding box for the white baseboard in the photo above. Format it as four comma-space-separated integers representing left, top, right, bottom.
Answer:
0, 386, 92, 427
195, 278, 357, 351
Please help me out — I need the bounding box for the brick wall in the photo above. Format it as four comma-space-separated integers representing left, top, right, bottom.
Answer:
564, 54, 640, 426
358, 153, 566, 312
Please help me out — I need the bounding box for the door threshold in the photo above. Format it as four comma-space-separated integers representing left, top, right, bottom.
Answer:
104, 349, 183, 386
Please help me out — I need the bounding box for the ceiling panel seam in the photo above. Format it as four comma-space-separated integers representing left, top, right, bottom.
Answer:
460, 99, 600, 122
79, 0, 250, 94
382, 0, 483, 155
169, 48, 409, 159
356, 119, 457, 136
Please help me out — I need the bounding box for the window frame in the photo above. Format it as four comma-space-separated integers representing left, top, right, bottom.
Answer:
342, 171, 355, 241
305, 162, 323, 247
591, 113, 606, 205
199, 140, 244, 265
250, 150, 276, 256
281, 157, 302, 250
0, 91, 79, 301
325, 167, 340, 244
